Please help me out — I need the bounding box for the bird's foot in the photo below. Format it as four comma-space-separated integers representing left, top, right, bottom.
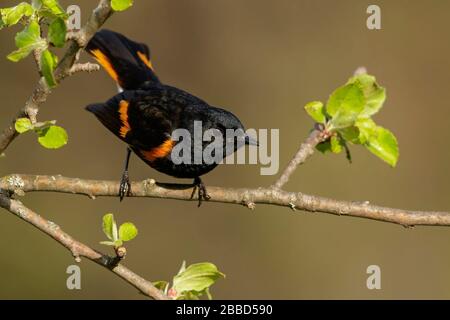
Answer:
190, 177, 210, 207
119, 170, 131, 201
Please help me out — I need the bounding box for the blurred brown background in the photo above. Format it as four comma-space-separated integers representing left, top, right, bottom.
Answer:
1, 0, 450, 299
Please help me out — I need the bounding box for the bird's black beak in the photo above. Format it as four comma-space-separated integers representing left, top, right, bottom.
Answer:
245, 134, 259, 146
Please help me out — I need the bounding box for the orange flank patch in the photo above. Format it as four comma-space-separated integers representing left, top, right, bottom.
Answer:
118, 100, 130, 138
90, 49, 120, 83
141, 139, 175, 162
137, 51, 154, 70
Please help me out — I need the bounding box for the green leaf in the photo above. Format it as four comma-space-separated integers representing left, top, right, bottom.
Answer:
304, 101, 326, 123
32, 0, 43, 10
326, 84, 365, 117
348, 74, 386, 117
153, 281, 169, 292
15, 118, 33, 133
327, 84, 365, 129
7, 47, 33, 62
48, 18, 66, 47
173, 262, 225, 299
177, 260, 187, 275
365, 126, 399, 167
119, 222, 138, 242
355, 117, 377, 144
205, 288, 212, 300
41, 0, 65, 16
111, 0, 134, 11
343, 141, 352, 164
102, 213, 115, 241
316, 140, 332, 153
330, 135, 343, 154
33, 119, 56, 131
99, 241, 116, 246
0, 3, 34, 27
7, 20, 47, 62
37, 125, 68, 149
40, 49, 58, 87
15, 20, 41, 47
338, 126, 361, 144
34, 0, 68, 20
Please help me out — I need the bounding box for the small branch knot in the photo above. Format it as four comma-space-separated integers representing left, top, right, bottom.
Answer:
241, 191, 256, 210
115, 246, 127, 259
6, 175, 25, 196
143, 179, 156, 192
66, 31, 86, 47
72, 251, 82, 263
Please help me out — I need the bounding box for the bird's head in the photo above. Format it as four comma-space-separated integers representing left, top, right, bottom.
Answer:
209, 107, 258, 155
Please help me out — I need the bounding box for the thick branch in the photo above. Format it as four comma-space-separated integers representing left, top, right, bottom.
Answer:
0, 193, 168, 300
0, 0, 112, 154
1, 174, 449, 227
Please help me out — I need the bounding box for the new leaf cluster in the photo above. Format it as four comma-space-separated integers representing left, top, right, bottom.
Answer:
1, 0, 68, 87
15, 117, 68, 149
305, 73, 399, 167
154, 261, 225, 300
0, 0, 135, 88
100, 213, 138, 248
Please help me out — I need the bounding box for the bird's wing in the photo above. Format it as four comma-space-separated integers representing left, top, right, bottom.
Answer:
86, 87, 184, 163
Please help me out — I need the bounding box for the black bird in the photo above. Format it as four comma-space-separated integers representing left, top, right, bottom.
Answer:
85, 30, 257, 206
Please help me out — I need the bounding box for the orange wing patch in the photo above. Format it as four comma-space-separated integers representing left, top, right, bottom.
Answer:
137, 51, 154, 71
141, 139, 175, 162
90, 49, 120, 84
118, 100, 130, 138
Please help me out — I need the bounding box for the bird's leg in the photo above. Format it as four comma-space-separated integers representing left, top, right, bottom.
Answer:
190, 177, 211, 207
119, 147, 132, 201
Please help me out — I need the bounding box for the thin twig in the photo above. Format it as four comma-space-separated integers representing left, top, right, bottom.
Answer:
68, 62, 100, 76
0, 193, 168, 300
272, 126, 328, 190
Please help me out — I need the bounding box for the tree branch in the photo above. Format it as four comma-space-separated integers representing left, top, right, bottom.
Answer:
68, 62, 100, 76
272, 126, 329, 189
1, 173, 449, 227
0, 0, 112, 154
0, 192, 168, 300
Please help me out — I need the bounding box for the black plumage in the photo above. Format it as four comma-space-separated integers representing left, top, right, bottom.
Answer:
85, 30, 256, 205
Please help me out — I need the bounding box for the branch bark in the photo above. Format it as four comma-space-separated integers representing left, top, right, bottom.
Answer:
68, 62, 100, 76
272, 126, 328, 189
0, 193, 168, 300
1, 173, 449, 227
0, 0, 112, 154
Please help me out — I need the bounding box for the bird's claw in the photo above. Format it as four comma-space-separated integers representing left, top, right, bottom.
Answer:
191, 177, 210, 207
119, 170, 131, 201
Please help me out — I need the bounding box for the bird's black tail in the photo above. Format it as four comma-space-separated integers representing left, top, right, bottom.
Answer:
86, 29, 160, 90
